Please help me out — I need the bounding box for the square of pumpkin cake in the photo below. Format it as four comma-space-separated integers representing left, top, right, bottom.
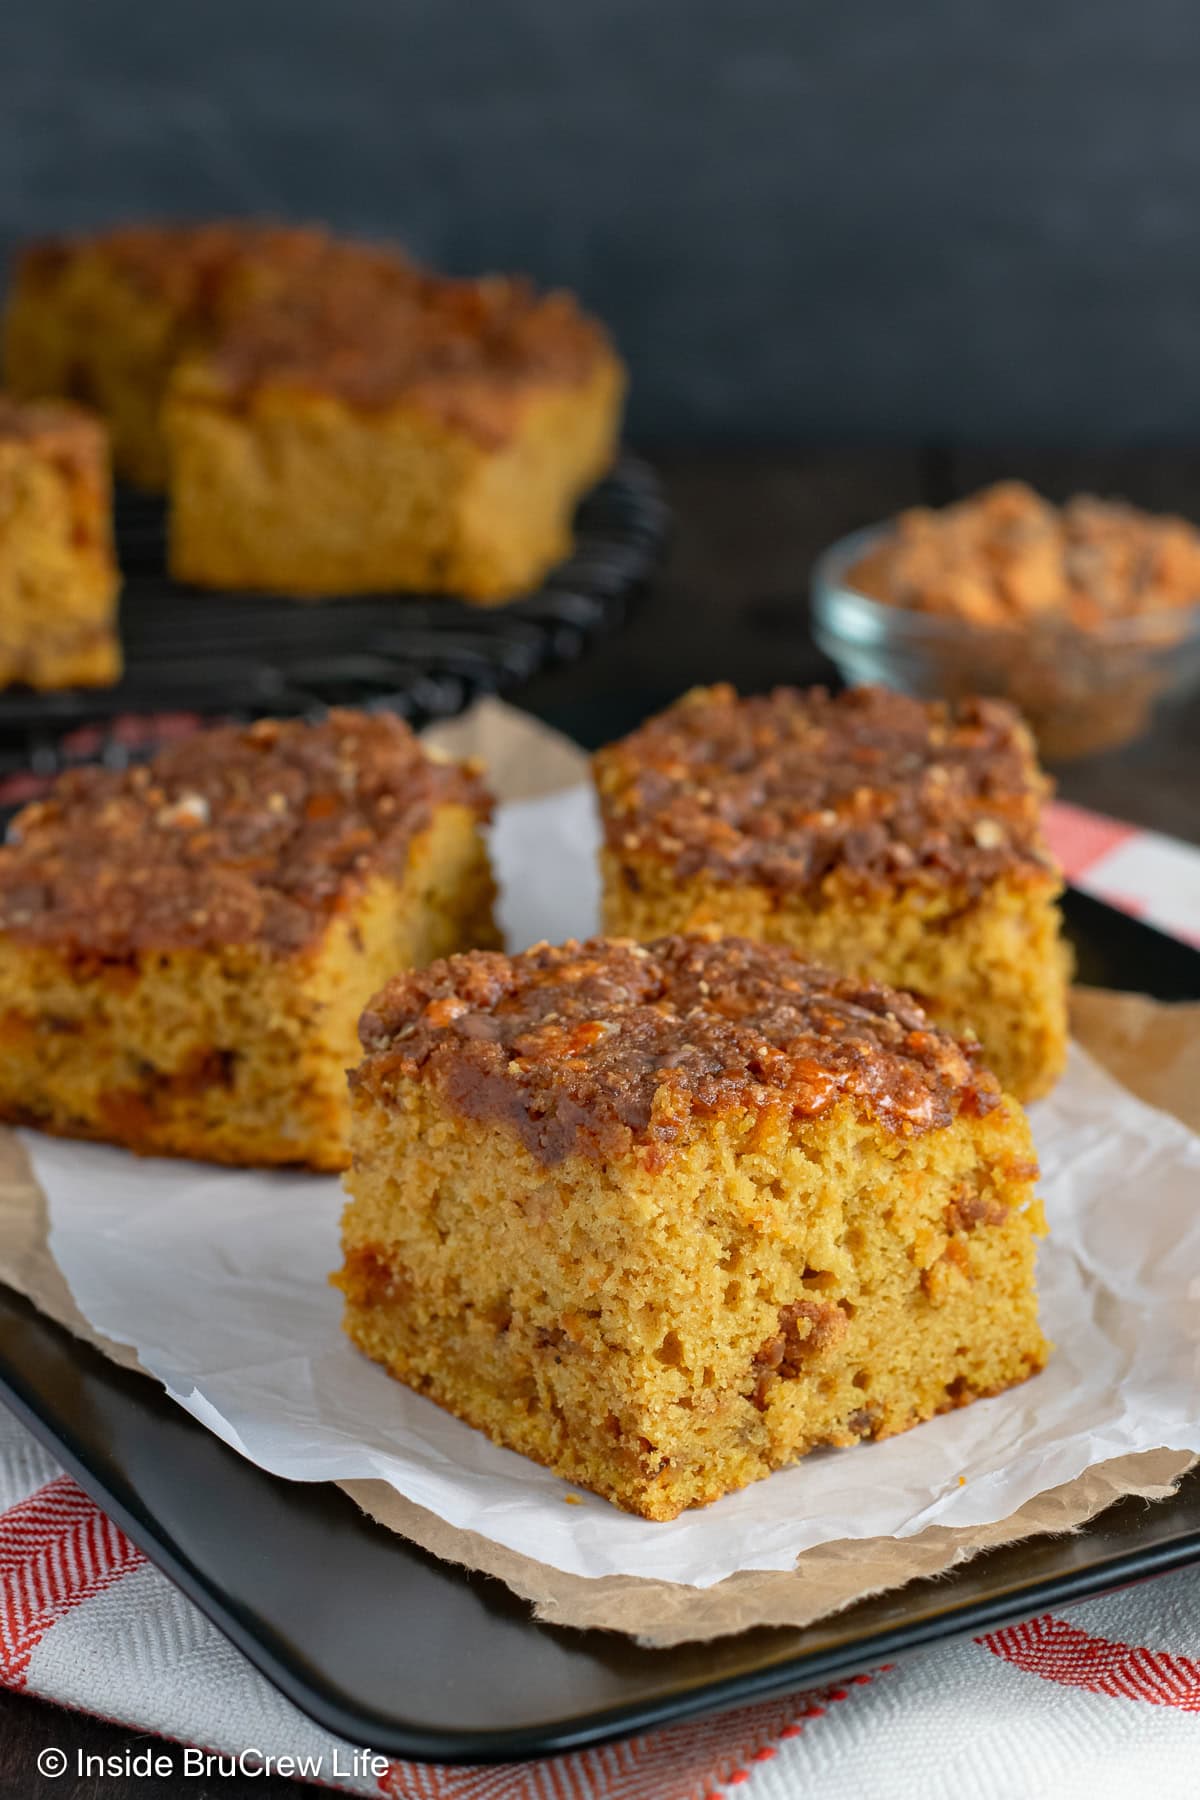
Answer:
593, 684, 1070, 1102
162, 259, 625, 603
336, 933, 1047, 1519
0, 710, 496, 1170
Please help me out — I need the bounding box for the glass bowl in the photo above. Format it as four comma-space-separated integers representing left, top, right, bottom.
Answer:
811, 523, 1200, 761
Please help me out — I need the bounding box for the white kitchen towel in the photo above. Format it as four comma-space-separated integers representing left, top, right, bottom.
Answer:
2, 1401, 1199, 1799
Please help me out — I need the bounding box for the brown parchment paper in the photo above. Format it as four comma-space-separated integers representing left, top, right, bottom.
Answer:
0, 698, 1195, 1647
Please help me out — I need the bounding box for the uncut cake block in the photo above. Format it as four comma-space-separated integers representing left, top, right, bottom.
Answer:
336, 934, 1047, 1520
162, 261, 625, 602
593, 685, 1070, 1102
0, 396, 120, 690
0, 711, 496, 1170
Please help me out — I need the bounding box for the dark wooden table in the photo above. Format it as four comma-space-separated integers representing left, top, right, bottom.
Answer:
1, 449, 1197, 1799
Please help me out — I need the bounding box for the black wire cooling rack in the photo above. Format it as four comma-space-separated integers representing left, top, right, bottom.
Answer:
0, 453, 667, 799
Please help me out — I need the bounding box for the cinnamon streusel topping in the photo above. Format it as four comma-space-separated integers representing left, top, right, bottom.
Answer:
199, 267, 613, 430
355, 933, 999, 1165
593, 685, 1055, 896
0, 711, 489, 956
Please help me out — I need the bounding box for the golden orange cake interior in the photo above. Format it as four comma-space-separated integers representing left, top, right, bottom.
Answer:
0, 395, 120, 690
593, 685, 1070, 1101
0, 710, 497, 1170
337, 933, 1048, 1520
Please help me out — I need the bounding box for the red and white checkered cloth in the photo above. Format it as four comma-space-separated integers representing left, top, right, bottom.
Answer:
2, 800, 1199, 1800
1043, 800, 1200, 949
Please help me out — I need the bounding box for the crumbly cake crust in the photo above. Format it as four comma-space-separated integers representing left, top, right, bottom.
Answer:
202, 269, 613, 440
355, 934, 1000, 1166
593, 684, 1054, 896
0, 710, 490, 955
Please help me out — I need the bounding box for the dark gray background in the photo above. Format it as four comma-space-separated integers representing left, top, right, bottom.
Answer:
4, 0, 1200, 443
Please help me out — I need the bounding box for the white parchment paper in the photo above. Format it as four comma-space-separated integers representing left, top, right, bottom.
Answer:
30, 786, 1200, 1588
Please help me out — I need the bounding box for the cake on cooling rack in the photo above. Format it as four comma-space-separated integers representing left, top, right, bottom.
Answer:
4, 219, 626, 603
0, 711, 497, 1170
593, 685, 1070, 1102
162, 261, 625, 601
335, 933, 1047, 1519
0, 396, 120, 690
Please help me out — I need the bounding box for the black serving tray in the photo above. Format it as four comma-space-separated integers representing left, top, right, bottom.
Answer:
0, 888, 1198, 1765
0, 455, 667, 787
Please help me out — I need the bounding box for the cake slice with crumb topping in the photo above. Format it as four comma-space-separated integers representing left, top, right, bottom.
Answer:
162, 261, 624, 602
336, 932, 1047, 1518
0, 710, 496, 1169
593, 685, 1070, 1101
